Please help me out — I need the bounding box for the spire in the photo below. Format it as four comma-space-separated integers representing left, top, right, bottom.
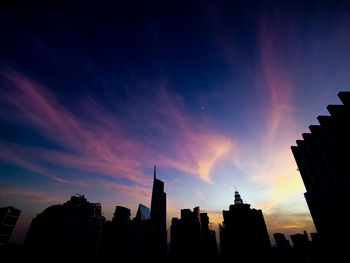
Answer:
154, 165, 156, 179
234, 190, 243, 205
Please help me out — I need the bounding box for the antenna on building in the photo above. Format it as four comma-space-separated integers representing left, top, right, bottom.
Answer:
234, 190, 243, 205
154, 165, 156, 179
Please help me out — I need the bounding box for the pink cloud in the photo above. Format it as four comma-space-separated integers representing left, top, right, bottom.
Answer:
2, 69, 151, 185
89, 179, 152, 202
234, 15, 309, 219
1, 69, 237, 185
134, 87, 237, 183
0, 185, 66, 204
0, 143, 69, 183
258, 15, 296, 145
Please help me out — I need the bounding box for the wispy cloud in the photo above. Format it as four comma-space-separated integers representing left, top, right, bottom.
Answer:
238, 13, 308, 217
0, 184, 66, 204
0, 68, 236, 186
131, 86, 237, 183
1, 69, 152, 185
264, 205, 316, 237
259, 13, 296, 145
78, 178, 152, 202
0, 143, 69, 183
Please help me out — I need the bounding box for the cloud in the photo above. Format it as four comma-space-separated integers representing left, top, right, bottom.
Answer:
264, 205, 316, 239
229, 14, 309, 221
259, 13, 297, 146
0, 68, 237, 186
1, 69, 151, 185
136, 87, 236, 183
81, 179, 152, 202
0, 185, 66, 204
0, 143, 69, 183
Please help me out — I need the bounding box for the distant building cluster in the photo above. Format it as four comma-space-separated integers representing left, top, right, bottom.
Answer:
292, 91, 350, 261
21, 166, 166, 263
1, 187, 320, 263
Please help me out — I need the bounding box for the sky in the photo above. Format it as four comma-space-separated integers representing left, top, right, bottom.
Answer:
1, 0, 350, 244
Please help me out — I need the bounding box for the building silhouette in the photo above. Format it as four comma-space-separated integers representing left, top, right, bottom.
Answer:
170, 206, 218, 263
170, 207, 201, 262
99, 206, 131, 263
0, 206, 21, 254
135, 204, 150, 222
128, 204, 154, 263
23, 166, 167, 263
25, 195, 105, 263
274, 232, 291, 255
273, 233, 292, 263
150, 165, 167, 263
128, 165, 167, 263
199, 212, 218, 263
274, 233, 292, 254
291, 91, 350, 260
101, 166, 167, 263
219, 191, 271, 262
290, 231, 310, 263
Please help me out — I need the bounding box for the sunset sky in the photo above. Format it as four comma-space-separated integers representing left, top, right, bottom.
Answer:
1, 0, 350, 243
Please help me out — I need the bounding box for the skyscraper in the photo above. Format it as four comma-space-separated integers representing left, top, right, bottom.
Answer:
151, 165, 166, 231
150, 165, 167, 263
273, 233, 291, 254
291, 91, 350, 260
170, 206, 218, 263
290, 232, 310, 263
25, 195, 105, 263
200, 212, 218, 263
0, 206, 21, 250
135, 204, 151, 222
100, 206, 132, 263
220, 191, 271, 262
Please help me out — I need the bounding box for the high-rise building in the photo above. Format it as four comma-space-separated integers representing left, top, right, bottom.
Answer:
25, 195, 105, 263
150, 165, 167, 263
291, 91, 350, 260
273, 233, 292, 262
200, 212, 218, 263
0, 206, 21, 249
151, 165, 166, 230
112, 206, 131, 223
135, 204, 151, 222
100, 206, 132, 263
170, 206, 218, 263
273, 233, 291, 254
290, 232, 310, 263
220, 191, 271, 262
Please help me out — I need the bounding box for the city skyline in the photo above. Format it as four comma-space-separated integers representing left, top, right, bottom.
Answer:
1, 0, 350, 244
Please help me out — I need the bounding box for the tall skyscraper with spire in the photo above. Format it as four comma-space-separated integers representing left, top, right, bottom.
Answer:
150, 165, 167, 263
220, 190, 271, 263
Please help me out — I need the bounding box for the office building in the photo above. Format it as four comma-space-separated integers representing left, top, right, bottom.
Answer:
170, 206, 218, 263
0, 206, 21, 249
25, 195, 105, 263
273, 233, 291, 254
150, 165, 167, 263
220, 191, 271, 262
291, 91, 350, 260
100, 206, 132, 263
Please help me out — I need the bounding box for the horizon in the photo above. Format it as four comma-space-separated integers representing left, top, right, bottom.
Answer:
1, 0, 350, 245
